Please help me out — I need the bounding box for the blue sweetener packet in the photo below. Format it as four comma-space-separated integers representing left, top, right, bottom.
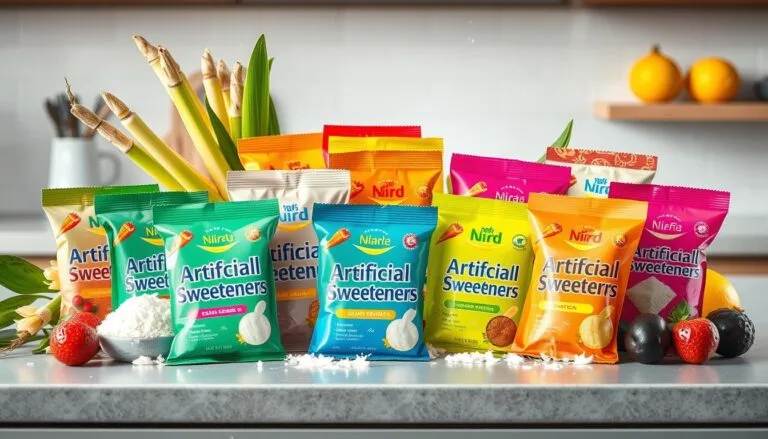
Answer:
310, 203, 437, 360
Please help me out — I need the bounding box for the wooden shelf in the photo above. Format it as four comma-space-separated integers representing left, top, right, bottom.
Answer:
594, 102, 768, 122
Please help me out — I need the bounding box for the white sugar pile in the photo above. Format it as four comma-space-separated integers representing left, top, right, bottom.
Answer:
284, 354, 370, 370
97, 295, 173, 338
445, 351, 499, 365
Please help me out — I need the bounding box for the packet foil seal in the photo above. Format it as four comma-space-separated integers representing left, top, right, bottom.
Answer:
545, 147, 658, 198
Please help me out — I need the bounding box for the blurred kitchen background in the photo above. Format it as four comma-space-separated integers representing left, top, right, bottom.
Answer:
1, 0, 768, 261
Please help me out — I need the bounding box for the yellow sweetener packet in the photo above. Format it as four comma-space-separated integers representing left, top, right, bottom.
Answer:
425, 193, 532, 353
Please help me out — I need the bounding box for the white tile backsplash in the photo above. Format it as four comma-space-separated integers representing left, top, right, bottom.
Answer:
1, 5, 767, 220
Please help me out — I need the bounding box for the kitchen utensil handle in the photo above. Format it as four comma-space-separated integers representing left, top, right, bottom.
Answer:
98, 150, 122, 185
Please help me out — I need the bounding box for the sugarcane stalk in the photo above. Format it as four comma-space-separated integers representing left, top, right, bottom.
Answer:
102, 92, 223, 201
70, 104, 183, 191
228, 61, 243, 143
132, 35, 211, 132
202, 49, 230, 136
159, 48, 230, 198
217, 59, 231, 119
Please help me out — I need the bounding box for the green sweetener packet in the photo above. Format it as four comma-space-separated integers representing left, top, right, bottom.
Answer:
95, 191, 209, 310
153, 199, 285, 365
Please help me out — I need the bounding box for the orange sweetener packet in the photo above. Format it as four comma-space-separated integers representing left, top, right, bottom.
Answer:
512, 193, 648, 364
328, 137, 443, 206
237, 133, 324, 171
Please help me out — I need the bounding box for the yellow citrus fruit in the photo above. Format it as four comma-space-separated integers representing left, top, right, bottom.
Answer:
687, 57, 740, 103
629, 45, 683, 103
702, 269, 742, 316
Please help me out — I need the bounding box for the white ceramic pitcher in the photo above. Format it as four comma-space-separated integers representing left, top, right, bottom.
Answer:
48, 138, 121, 188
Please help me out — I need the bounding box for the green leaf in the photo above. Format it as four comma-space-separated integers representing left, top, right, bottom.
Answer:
667, 300, 691, 324
206, 98, 244, 171
268, 95, 280, 135
32, 336, 50, 354
0, 295, 52, 329
0, 255, 54, 294
537, 119, 574, 163
551, 119, 573, 148
242, 35, 270, 137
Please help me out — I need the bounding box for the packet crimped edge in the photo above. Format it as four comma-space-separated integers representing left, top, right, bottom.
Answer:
322, 124, 421, 166
237, 133, 323, 170
450, 153, 572, 200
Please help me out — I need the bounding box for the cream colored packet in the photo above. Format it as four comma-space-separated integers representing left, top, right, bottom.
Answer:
545, 147, 658, 198
42, 184, 159, 320
227, 169, 350, 352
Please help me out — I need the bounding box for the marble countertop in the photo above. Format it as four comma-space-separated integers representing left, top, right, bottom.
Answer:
1, 214, 768, 256
0, 280, 766, 427
0, 340, 767, 426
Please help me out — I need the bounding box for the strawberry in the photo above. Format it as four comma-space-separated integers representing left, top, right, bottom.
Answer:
69, 311, 102, 330
50, 320, 100, 366
673, 318, 720, 364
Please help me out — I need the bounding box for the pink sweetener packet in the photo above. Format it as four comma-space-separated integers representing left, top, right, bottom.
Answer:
609, 183, 730, 325
449, 153, 572, 202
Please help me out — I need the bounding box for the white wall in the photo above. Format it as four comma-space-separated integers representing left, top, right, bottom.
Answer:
1, 6, 767, 216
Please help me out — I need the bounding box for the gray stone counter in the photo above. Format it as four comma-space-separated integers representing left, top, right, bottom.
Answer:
0, 277, 766, 427
0, 339, 766, 426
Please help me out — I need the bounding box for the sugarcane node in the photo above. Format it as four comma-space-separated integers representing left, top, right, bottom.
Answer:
132, 35, 158, 63
201, 49, 217, 79
217, 60, 231, 91
71, 104, 103, 131
158, 48, 182, 87
102, 92, 132, 120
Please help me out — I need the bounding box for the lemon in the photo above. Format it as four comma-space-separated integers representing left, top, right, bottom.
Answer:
687, 57, 740, 104
629, 44, 683, 103
702, 268, 742, 316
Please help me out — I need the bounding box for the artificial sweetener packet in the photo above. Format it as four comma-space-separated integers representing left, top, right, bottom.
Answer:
153, 199, 284, 365
42, 184, 159, 320
226, 169, 351, 352
322, 124, 421, 166
425, 193, 532, 353
545, 147, 658, 198
328, 137, 443, 206
512, 194, 647, 364
609, 183, 730, 324
238, 133, 324, 171
95, 191, 209, 310
450, 153, 571, 202
310, 203, 437, 360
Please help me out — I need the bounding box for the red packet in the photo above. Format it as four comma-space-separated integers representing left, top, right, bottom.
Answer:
322, 125, 421, 166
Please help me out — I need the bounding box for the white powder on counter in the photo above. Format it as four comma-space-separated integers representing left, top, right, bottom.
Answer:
132, 355, 154, 366
97, 295, 173, 338
284, 354, 370, 370
445, 351, 499, 365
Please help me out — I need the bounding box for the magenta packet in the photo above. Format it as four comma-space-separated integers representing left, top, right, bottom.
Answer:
449, 153, 571, 202
609, 183, 730, 324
